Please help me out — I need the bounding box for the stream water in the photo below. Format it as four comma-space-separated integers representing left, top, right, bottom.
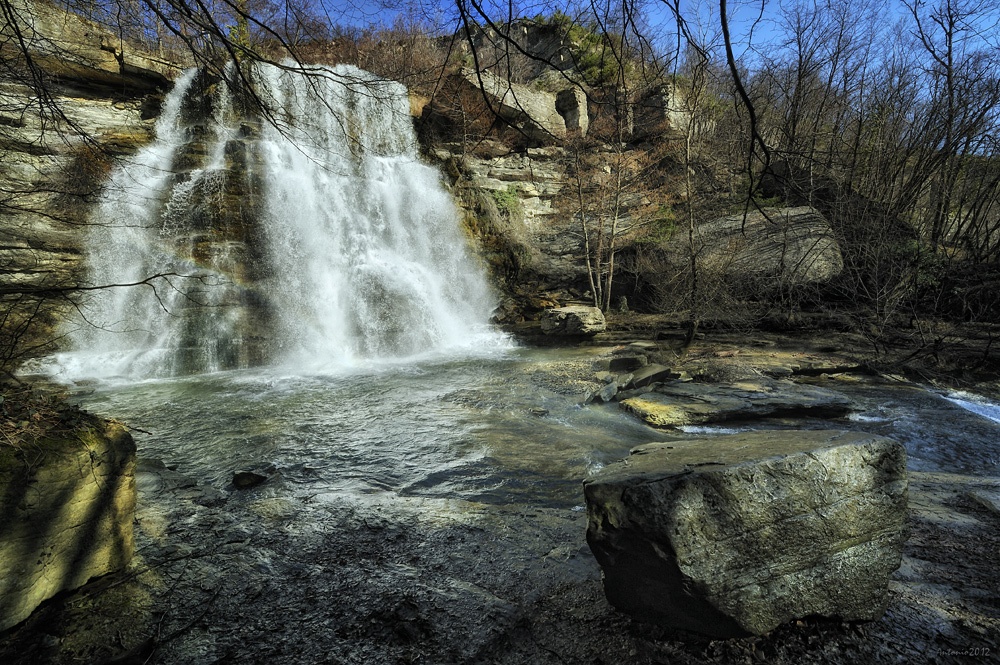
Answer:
64, 352, 1000, 512
65, 348, 671, 509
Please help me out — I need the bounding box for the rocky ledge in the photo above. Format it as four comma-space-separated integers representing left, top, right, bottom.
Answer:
0, 413, 137, 632
618, 376, 854, 427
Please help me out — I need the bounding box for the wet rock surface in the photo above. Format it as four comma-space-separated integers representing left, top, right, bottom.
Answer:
0, 461, 596, 664
2, 442, 995, 665
585, 430, 908, 638
619, 377, 853, 428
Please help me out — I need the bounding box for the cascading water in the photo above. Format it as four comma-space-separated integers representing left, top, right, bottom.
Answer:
55, 63, 501, 379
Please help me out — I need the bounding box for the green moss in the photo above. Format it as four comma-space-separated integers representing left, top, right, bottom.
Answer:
634, 205, 677, 246
489, 185, 523, 219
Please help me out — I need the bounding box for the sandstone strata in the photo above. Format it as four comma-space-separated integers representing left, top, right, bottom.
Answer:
585, 429, 908, 638
620, 376, 852, 427
0, 0, 170, 359
692, 206, 844, 286
1, 0, 180, 93
0, 420, 137, 631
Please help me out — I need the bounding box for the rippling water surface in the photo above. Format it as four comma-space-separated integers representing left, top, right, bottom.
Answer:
67, 352, 1000, 518
70, 348, 676, 509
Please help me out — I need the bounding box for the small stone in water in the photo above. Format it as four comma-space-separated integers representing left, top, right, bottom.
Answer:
232, 471, 268, 489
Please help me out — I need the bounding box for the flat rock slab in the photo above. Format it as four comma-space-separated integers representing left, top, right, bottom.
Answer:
584, 430, 908, 638
623, 363, 680, 389
620, 377, 852, 427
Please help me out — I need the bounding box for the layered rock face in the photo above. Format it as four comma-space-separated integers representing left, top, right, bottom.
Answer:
0, 421, 137, 631
1, 0, 179, 94
0, 83, 154, 291
0, 0, 176, 358
690, 206, 844, 286
585, 430, 908, 638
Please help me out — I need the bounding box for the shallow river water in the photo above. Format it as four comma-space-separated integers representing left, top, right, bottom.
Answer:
69, 347, 1000, 498
70, 347, 681, 510
27, 346, 1000, 664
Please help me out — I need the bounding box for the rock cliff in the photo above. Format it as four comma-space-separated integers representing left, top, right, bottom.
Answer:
1, 0, 174, 361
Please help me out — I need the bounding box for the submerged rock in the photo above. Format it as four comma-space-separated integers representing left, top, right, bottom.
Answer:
232, 471, 269, 490
584, 430, 908, 638
619, 376, 852, 427
540, 306, 606, 336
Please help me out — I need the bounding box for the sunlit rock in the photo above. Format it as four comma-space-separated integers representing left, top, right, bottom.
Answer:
647, 207, 843, 290
540, 305, 606, 336
0, 420, 136, 631
2, 0, 180, 93
584, 430, 907, 638
697, 207, 843, 285
620, 377, 852, 427
622, 363, 680, 389
461, 68, 568, 142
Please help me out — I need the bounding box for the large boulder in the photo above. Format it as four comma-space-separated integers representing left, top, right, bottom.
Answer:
0, 419, 137, 631
461, 68, 568, 142
619, 376, 852, 427
540, 305, 606, 336
584, 430, 908, 638
683, 207, 843, 287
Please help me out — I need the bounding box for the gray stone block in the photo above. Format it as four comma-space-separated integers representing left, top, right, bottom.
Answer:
584, 430, 908, 638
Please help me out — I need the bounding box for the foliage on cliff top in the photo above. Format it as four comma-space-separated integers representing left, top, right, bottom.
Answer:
532, 11, 634, 86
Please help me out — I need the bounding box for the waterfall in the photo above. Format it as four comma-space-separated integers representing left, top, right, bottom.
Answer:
56, 63, 501, 379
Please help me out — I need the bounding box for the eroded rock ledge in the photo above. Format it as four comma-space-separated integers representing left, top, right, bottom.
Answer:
0, 418, 137, 632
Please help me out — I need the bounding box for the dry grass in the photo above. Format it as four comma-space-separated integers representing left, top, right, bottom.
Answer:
0, 383, 95, 452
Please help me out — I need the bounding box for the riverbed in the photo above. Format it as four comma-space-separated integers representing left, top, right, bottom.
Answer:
2, 342, 998, 664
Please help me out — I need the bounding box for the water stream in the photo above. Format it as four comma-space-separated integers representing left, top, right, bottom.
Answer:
67, 362, 1000, 512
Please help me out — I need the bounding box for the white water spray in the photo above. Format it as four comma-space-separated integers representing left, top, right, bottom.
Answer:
55, 64, 501, 379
